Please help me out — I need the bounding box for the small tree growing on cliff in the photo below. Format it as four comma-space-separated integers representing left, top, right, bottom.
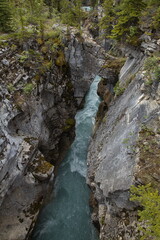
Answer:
130, 184, 160, 240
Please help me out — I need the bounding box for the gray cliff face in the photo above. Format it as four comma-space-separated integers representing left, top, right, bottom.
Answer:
0, 31, 111, 240
0, 38, 77, 239
65, 29, 116, 103
1, 26, 159, 240
87, 40, 160, 239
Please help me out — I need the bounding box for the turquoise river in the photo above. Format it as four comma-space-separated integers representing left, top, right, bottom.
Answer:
32, 76, 101, 240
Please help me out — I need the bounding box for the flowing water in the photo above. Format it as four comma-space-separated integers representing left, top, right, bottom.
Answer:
32, 76, 101, 240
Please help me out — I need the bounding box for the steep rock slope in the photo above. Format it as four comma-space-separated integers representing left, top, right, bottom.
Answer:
0, 29, 114, 240
0, 36, 77, 240
87, 40, 160, 239
65, 28, 117, 102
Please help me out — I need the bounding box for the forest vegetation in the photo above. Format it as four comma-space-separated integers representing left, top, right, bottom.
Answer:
130, 184, 160, 240
0, 0, 159, 45
0, 0, 97, 35
100, 0, 160, 45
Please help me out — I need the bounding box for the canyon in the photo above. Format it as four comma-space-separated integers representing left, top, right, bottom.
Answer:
0, 21, 160, 240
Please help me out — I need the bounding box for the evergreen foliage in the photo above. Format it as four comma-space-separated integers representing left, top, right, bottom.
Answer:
100, 0, 160, 45
0, 0, 88, 34
60, 0, 84, 27
91, 0, 98, 8
2, 0, 159, 39
111, 0, 146, 43
9, 0, 46, 37
130, 184, 160, 240
142, 0, 160, 30
0, 0, 12, 32
100, 0, 115, 37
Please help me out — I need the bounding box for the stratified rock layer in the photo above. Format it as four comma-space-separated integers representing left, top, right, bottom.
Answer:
0, 29, 114, 240
87, 40, 160, 239
0, 36, 77, 240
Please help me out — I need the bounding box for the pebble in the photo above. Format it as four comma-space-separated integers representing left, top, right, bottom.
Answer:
1, 58, 9, 66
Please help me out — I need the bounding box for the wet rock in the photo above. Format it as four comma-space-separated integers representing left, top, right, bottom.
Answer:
31, 152, 54, 181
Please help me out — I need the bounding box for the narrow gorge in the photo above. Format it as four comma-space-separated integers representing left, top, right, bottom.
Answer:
31, 76, 101, 240
0, 1, 160, 240
0, 27, 112, 239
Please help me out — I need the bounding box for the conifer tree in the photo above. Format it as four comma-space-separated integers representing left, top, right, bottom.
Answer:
142, 0, 160, 30
0, 0, 12, 32
47, 0, 53, 18
130, 184, 160, 240
91, 0, 98, 8
111, 0, 146, 42
60, 0, 84, 27
100, 0, 115, 37
100, 0, 147, 44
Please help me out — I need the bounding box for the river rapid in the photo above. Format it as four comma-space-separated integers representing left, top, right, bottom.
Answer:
32, 76, 101, 240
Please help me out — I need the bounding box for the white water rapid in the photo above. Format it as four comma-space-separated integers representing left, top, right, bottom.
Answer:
32, 76, 101, 240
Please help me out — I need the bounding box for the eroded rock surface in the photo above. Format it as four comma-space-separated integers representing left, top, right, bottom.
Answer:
65, 29, 117, 103
0, 36, 77, 239
0, 29, 113, 239
87, 40, 160, 239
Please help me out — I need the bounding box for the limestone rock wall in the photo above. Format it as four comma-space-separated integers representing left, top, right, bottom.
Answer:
0, 29, 112, 240
64, 29, 116, 103
0, 37, 77, 240
87, 40, 160, 239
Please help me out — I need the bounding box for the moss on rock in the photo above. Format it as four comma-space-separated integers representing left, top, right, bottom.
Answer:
135, 125, 160, 188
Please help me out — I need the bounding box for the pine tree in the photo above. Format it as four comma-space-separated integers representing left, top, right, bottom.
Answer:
100, 0, 115, 37
100, 0, 159, 44
0, 0, 12, 32
130, 184, 160, 240
142, 0, 160, 30
60, 0, 84, 27
91, 0, 98, 8
111, 0, 146, 42
73, 0, 83, 27
48, 0, 54, 18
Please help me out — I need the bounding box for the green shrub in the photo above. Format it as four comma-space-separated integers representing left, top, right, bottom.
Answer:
19, 51, 29, 63
7, 83, 15, 92
144, 55, 160, 84
130, 184, 160, 240
55, 50, 65, 67
144, 56, 159, 70
65, 118, 75, 126
154, 67, 160, 82
63, 118, 75, 131
23, 83, 34, 95
114, 81, 125, 97
102, 57, 126, 71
